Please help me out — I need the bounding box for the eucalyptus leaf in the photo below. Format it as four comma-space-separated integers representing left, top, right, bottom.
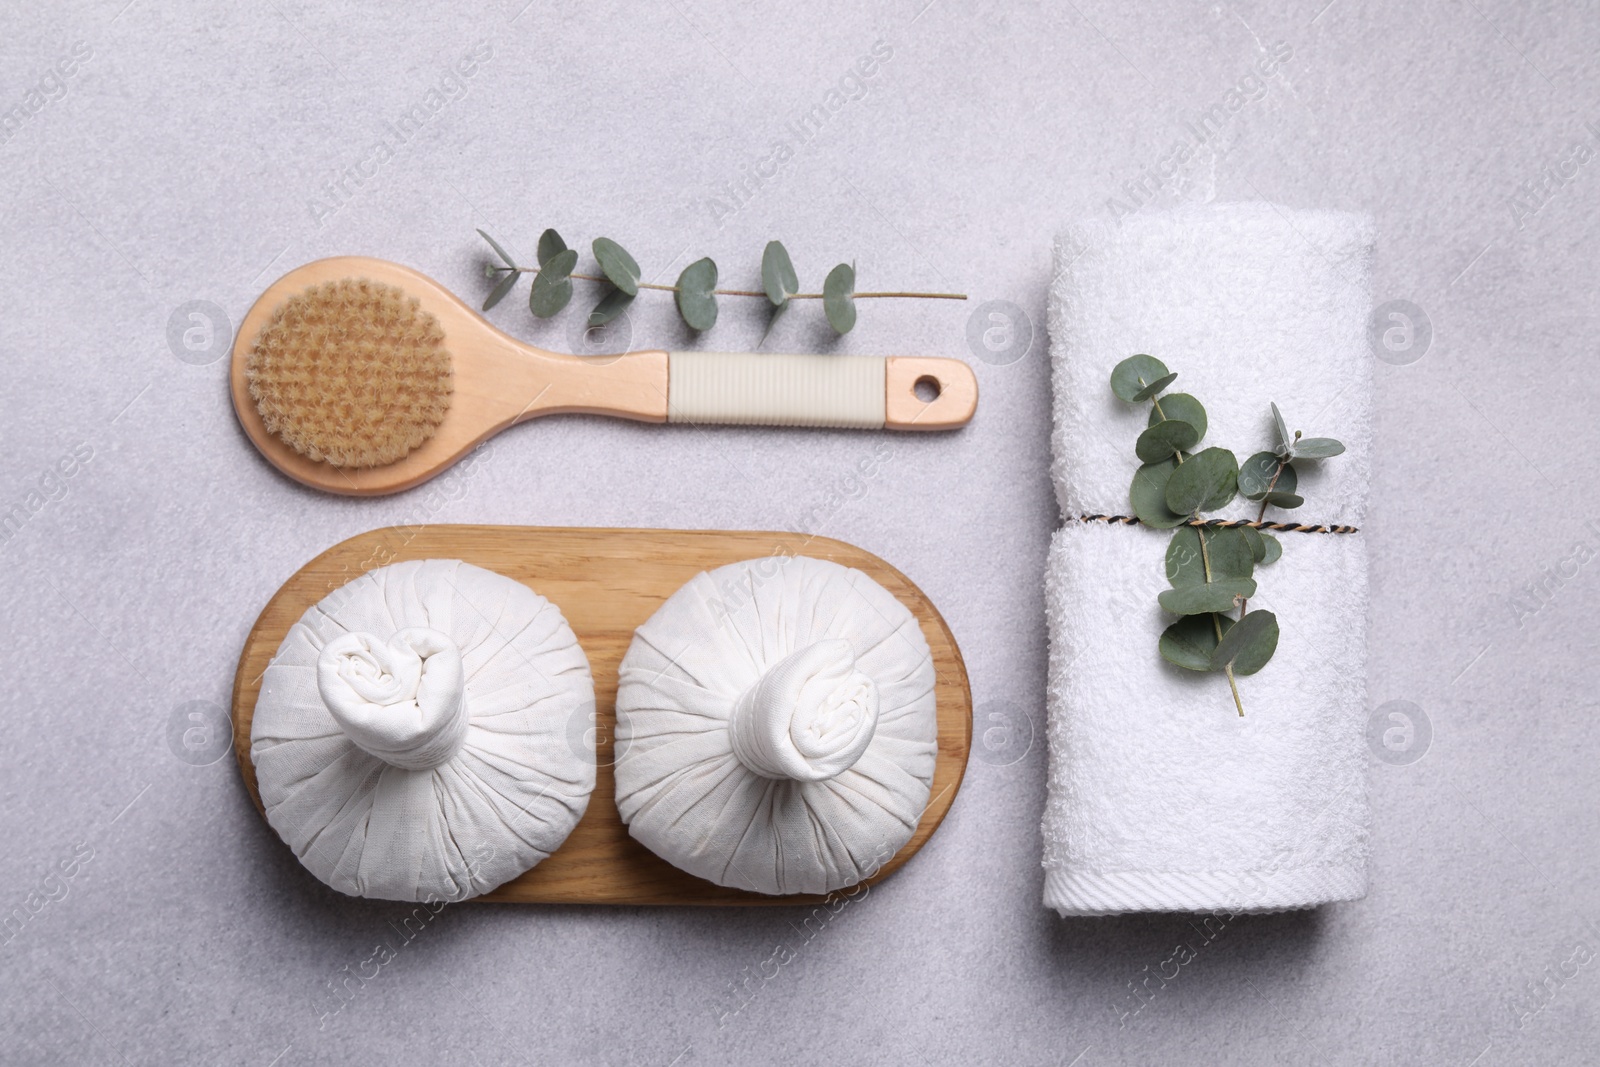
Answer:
1261, 490, 1304, 510
1238, 452, 1296, 500
1158, 578, 1256, 616
1164, 447, 1238, 515
1111, 354, 1170, 403
1206, 527, 1256, 580
588, 286, 635, 327
536, 228, 567, 268
761, 240, 799, 307
1209, 609, 1279, 676
824, 262, 857, 334
592, 238, 641, 296
1130, 456, 1186, 528
1149, 393, 1207, 440
541, 247, 577, 282
529, 273, 572, 318
759, 299, 788, 346
1135, 419, 1200, 463
823, 262, 856, 330
1292, 437, 1346, 459
1241, 525, 1265, 562
1131, 371, 1178, 402
1165, 526, 1205, 587
529, 249, 577, 317
1198, 450, 1240, 511
477, 228, 517, 269
675, 257, 719, 331
1159, 613, 1229, 671
1259, 533, 1282, 565
481, 267, 519, 311
1271, 401, 1292, 457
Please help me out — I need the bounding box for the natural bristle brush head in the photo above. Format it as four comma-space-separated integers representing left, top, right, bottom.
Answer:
245, 277, 454, 468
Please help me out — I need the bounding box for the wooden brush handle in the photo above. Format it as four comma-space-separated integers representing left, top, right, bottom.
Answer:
664, 353, 976, 431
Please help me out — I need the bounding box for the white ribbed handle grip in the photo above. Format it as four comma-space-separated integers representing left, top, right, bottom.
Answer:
667, 352, 886, 428
665, 352, 977, 430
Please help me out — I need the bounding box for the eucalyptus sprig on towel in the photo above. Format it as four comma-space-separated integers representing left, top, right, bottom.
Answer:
1109, 354, 1346, 716
477, 229, 965, 337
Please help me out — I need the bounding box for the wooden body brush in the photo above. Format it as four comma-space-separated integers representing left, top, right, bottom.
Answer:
231, 257, 978, 496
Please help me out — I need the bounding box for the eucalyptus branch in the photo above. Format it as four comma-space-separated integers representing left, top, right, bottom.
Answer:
477, 228, 966, 336
1110, 355, 1347, 717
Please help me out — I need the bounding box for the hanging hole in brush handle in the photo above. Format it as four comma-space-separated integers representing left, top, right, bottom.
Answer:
664, 352, 977, 431
883, 357, 977, 429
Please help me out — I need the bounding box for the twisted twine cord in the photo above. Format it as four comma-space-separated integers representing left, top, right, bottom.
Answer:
1075, 514, 1360, 535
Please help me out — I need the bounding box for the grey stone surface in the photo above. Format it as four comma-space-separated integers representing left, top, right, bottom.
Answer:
1, 1, 1596, 1064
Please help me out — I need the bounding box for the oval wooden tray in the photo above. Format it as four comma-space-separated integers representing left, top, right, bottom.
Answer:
231, 525, 972, 905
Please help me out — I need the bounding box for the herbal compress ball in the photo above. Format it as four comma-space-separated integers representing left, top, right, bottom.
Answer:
250, 559, 595, 901
614, 556, 939, 895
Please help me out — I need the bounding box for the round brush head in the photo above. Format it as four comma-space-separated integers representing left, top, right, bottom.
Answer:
245, 278, 454, 469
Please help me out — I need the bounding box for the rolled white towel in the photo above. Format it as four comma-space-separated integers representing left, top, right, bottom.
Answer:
1044, 204, 1375, 916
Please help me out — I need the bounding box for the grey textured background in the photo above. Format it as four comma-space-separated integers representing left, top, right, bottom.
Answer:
2, 0, 1596, 1064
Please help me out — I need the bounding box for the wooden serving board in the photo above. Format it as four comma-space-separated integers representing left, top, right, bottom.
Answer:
231, 525, 972, 905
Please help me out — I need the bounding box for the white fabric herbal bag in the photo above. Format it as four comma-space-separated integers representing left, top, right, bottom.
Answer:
614, 556, 938, 895
251, 559, 596, 901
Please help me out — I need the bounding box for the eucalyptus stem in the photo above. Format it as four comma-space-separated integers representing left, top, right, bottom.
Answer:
1223, 664, 1244, 717
1254, 459, 1287, 524
1197, 507, 1246, 717
790, 291, 968, 300
1147, 387, 1184, 464
1238, 458, 1287, 617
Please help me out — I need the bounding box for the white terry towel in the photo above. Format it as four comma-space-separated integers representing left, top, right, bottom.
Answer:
1043, 204, 1375, 916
